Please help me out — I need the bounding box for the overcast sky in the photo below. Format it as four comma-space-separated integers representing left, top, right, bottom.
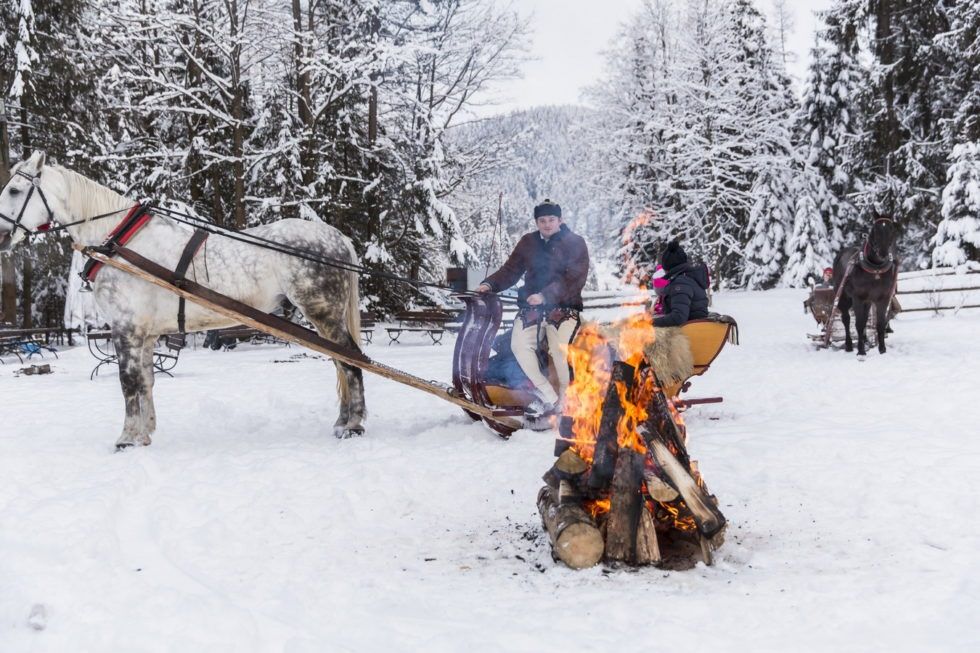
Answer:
476, 0, 834, 116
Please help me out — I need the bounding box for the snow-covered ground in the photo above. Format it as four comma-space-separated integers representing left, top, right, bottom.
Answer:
2, 289, 978, 652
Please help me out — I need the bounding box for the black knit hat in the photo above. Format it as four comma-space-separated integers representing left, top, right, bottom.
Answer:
660, 239, 688, 272
533, 199, 562, 219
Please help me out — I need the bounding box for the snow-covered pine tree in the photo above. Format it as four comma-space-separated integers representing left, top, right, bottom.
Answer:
729, 0, 797, 288
789, 1, 866, 275
862, 0, 955, 268
783, 168, 832, 287
2, 0, 105, 327
932, 0, 980, 269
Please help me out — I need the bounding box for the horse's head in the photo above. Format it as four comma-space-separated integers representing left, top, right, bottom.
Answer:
867, 215, 898, 262
0, 152, 57, 252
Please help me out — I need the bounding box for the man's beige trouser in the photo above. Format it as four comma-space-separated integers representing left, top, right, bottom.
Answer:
510, 317, 579, 405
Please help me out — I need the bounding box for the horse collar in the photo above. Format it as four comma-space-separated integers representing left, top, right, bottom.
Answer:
81, 203, 154, 282
860, 241, 894, 279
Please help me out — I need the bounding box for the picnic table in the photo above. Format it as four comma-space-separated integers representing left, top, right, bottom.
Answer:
0, 331, 62, 364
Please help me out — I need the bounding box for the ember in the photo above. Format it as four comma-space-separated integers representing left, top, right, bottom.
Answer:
539, 318, 726, 569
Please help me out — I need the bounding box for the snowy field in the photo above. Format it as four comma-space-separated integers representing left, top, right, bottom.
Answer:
2, 289, 979, 652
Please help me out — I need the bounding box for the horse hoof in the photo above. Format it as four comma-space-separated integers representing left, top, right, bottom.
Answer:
334, 426, 364, 439
115, 435, 151, 449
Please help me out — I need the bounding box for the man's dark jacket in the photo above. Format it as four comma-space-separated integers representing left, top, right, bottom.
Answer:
653, 262, 710, 327
483, 224, 589, 310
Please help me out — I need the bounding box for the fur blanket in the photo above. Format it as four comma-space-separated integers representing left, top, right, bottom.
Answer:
596, 321, 694, 386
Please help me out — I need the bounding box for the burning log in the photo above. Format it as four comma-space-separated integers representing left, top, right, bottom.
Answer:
537, 484, 605, 569
635, 502, 662, 565
604, 449, 644, 562
645, 438, 725, 539
643, 467, 679, 502
539, 315, 726, 569
589, 359, 635, 490
642, 368, 726, 539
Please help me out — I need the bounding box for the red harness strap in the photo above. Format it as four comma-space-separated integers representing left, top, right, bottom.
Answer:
82, 203, 153, 282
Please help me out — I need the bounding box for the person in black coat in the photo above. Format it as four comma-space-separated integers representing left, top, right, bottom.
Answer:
652, 240, 710, 327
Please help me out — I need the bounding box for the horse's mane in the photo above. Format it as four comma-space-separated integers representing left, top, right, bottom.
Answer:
51, 165, 130, 220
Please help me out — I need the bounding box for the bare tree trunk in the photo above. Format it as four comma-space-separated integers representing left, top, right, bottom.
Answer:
292, 0, 314, 194
228, 0, 246, 230
0, 100, 15, 324
21, 257, 33, 328
18, 104, 33, 327
185, 0, 206, 210
365, 6, 381, 242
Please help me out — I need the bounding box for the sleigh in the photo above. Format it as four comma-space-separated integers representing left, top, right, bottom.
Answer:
805, 286, 881, 348
451, 295, 738, 436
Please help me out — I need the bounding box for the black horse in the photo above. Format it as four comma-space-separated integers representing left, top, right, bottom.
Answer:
832, 217, 900, 356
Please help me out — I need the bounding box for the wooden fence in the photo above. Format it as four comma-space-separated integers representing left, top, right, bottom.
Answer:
895, 266, 980, 313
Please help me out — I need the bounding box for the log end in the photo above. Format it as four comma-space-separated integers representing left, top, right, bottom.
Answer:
555, 523, 605, 569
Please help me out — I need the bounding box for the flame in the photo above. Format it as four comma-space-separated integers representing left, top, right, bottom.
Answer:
561, 314, 658, 459
660, 501, 697, 532
561, 323, 612, 463
558, 304, 707, 538
620, 211, 657, 288
584, 498, 611, 518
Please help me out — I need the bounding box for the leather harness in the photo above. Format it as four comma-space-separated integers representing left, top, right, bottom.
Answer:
81, 202, 210, 333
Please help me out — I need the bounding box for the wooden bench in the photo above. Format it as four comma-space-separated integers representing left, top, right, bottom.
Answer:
360, 311, 377, 345
204, 325, 286, 350
385, 310, 459, 345
0, 326, 80, 347
87, 331, 186, 379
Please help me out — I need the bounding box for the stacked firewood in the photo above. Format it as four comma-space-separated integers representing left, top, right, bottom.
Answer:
538, 356, 726, 569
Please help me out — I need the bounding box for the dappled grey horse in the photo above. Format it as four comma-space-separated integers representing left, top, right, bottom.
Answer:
0, 152, 366, 447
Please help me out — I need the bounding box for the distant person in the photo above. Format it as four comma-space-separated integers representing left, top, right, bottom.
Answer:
815, 267, 834, 289
651, 240, 709, 327
477, 199, 590, 418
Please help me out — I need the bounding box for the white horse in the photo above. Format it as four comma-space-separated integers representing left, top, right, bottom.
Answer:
0, 152, 366, 447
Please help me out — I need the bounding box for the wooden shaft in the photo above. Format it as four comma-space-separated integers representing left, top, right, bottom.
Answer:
75, 245, 520, 430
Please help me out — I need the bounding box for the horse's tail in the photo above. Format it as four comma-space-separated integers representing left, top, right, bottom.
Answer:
343, 236, 362, 350
337, 235, 362, 405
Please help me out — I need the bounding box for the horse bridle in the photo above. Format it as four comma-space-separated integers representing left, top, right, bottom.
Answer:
859, 216, 896, 277
0, 169, 56, 239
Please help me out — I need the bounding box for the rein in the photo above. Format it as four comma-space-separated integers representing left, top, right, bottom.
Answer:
0, 169, 133, 240
2, 167, 506, 301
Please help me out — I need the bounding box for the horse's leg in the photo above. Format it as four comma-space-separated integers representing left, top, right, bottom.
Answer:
299, 307, 367, 438
854, 302, 870, 356
113, 331, 156, 448
333, 358, 366, 439
875, 299, 889, 354
839, 295, 853, 352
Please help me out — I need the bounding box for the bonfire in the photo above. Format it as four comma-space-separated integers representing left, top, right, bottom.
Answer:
537, 314, 726, 569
